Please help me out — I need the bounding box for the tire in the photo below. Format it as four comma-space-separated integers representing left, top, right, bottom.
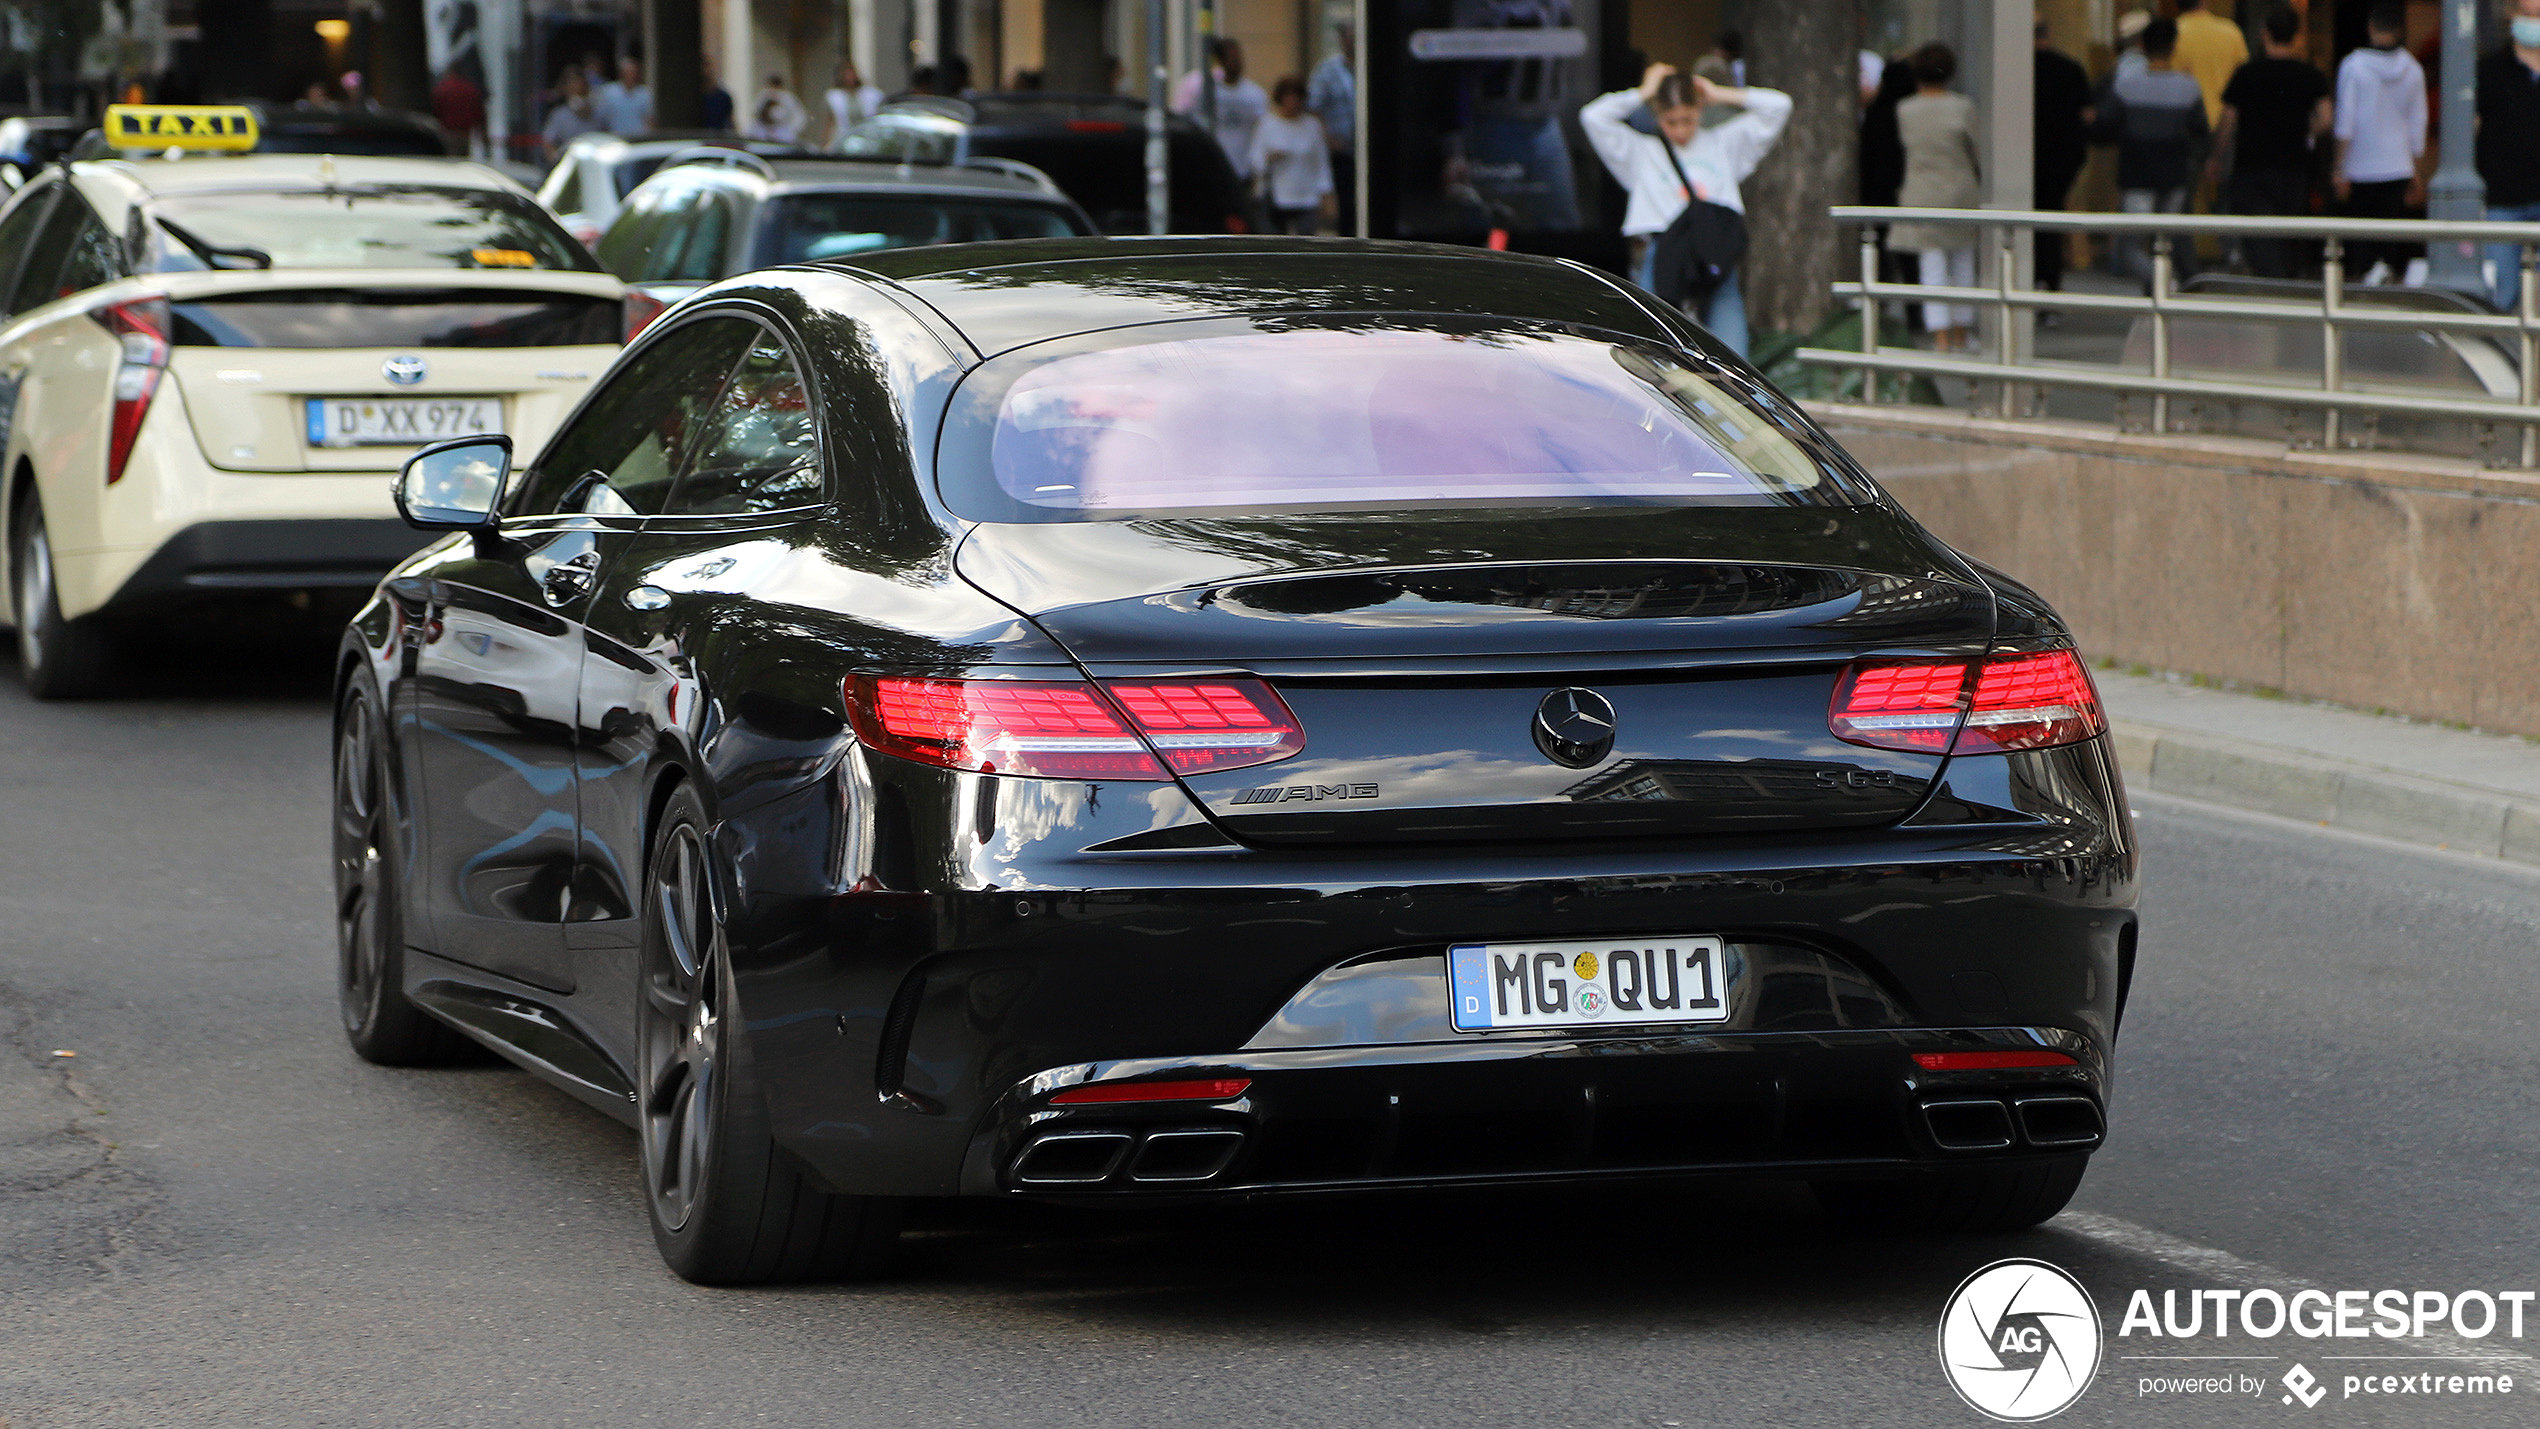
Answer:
639, 782, 902, 1285
11, 495, 114, 699
1813, 1155, 2089, 1235
335, 675, 473, 1065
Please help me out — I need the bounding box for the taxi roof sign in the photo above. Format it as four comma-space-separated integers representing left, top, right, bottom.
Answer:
103, 105, 259, 153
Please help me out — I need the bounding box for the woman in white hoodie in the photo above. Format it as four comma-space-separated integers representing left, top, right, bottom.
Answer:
1580, 59, 1791, 359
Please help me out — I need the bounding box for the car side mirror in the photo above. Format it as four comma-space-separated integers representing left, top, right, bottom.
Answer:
396, 436, 512, 552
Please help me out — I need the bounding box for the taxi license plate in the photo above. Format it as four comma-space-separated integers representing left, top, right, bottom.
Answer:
1448, 936, 1729, 1032
306, 397, 502, 447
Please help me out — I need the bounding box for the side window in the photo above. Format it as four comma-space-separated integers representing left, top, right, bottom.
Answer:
512, 317, 757, 517
0, 181, 60, 319
593, 185, 665, 279
57, 201, 126, 297
669, 193, 734, 282
7, 187, 87, 315
664, 334, 821, 515
549, 163, 584, 216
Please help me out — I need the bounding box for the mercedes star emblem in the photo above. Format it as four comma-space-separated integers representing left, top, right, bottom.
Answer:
381, 354, 429, 386
1533, 687, 1617, 768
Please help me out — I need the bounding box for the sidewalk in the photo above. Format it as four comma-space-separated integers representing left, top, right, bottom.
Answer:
2097, 667, 2540, 863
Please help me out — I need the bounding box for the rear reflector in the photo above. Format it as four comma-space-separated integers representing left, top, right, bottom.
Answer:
1049, 1077, 1253, 1105
844, 676, 1303, 780
1912, 1050, 2080, 1071
1830, 648, 2105, 756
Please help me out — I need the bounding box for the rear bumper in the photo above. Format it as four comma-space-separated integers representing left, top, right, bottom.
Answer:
961, 1026, 2105, 1199
99, 518, 435, 611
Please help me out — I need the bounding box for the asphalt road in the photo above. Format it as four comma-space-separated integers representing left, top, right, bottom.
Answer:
0, 635, 2533, 1428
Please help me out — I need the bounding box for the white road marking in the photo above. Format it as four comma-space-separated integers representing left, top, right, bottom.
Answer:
2058, 1210, 2534, 1366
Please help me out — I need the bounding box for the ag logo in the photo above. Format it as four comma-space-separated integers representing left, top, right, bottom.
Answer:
1939, 1258, 2101, 1422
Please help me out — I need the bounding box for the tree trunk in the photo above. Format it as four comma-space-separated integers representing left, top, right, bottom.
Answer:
649, 0, 705, 131
1741, 0, 1860, 338
374, 0, 431, 115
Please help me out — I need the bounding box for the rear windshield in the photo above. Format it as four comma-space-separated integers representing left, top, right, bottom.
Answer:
258, 126, 447, 156
144, 188, 597, 272
940, 326, 1877, 521
973, 132, 1238, 229
752, 192, 1083, 263
169, 289, 619, 348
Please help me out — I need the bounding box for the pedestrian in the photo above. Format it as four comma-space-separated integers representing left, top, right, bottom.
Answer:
2114, 9, 2152, 81
1308, 24, 1356, 233
2096, 17, 2209, 286
746, 73, 807, 144
1249, 76, 1334, 234
541, 65, 603, 161
825, 58, 884, 148
1711, 30, 1746, 86
701, 56, 734, 132
431, 63, 486, 158
2210, 7, 2331, 280
2034, 21, 2095, 304
2478, 0, 2540, 311
1890, 44, 1982, 352
2170, 0, 2247, 130
2333, 3, 2427, 283
594, 55, 652, 137
1174, 37, 1270, 181
1580, 59, 1791, 359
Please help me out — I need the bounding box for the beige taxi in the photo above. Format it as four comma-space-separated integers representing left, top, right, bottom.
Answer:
1, 107, 631, 696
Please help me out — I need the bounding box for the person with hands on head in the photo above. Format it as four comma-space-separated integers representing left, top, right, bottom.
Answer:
1580, 57, 1791, 359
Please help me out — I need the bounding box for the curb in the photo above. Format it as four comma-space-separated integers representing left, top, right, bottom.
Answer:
2112, 721, 2540, 866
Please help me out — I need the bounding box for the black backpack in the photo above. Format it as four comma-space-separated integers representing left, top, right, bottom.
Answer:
1651, 134, 1748, 311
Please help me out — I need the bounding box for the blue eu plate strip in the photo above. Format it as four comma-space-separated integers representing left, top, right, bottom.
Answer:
1448, 944, 1490, 1031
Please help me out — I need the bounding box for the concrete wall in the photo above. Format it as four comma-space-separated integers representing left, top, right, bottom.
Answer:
1810, 402, 2540, 738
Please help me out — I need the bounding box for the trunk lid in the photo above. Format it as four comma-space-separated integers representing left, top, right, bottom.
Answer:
154, 271, 623, 473
956, 507, 1998, 845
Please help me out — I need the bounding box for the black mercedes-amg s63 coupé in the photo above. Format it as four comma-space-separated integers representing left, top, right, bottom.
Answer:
335, 238, 2137, 1284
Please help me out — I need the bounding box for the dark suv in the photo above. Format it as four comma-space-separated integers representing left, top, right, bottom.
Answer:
839, 93, 1252, 234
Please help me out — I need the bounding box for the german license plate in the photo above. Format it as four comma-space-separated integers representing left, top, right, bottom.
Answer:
306, 397, 502, 447
1448, 936, 1729, 1032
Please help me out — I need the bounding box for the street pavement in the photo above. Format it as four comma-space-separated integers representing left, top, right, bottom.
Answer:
0, 634, 2533, 1428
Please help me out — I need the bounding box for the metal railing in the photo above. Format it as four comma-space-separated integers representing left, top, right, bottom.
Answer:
1796, 207, 2540, 466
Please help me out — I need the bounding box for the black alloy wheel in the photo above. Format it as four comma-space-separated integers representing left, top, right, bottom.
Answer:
638, 782, 902, 1284
335, 677, 471, 1064
10, 494, 113, 699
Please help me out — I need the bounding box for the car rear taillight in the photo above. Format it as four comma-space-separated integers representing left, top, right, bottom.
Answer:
1224, 213, 1249, 233
1099, 679, 1304, 773
94, 297, 170, 485
1049, 1077, 1250, 1105
843, 675, 1304, 780
1830, 648, 2104, 756
624, 291, 667, 340
1912, 1050, 2079, 1071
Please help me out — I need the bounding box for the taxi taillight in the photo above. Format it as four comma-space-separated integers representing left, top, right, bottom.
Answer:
624, 291, 667, 341
94, 297, 170, 485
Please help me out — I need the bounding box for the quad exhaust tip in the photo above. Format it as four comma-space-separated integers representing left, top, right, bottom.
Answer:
1920, 1095, 2104, 1152
1011, 1127, 1247, 1187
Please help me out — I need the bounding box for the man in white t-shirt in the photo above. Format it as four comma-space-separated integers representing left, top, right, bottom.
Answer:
1580, 60, 1791, 358
1173, 38, 1270, 179
1248, 77, 1335, 232
824, 59, 884, 149
593, 56, 652, 136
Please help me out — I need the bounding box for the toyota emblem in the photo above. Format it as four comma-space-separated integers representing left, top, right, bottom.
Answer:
382, 354, 428, 386
1533, 687, 1617, 768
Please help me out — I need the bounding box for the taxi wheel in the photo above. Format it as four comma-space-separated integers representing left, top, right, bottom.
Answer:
335, 678, 472, 1065
11, 497, 114, 700
1812, 1155, 2088, 1234
638, 782, 903, 1285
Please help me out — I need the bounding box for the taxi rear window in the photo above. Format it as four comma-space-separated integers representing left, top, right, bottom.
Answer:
143, 188, 597, 272
168, 289, 619, 348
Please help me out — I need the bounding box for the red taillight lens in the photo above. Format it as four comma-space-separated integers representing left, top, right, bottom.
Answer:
1049, 1077, 1251, 1105
1224, 213, 1249, 234
845, 676, 1167, 779
1099, 678, 1304, 773
94, 297, 170, 485
1830, 649, 2104, 756
1912, 1050, 2080, 1071
623, 291, 667, 341
844, 675, 1305, 781
1957, 649, 2105, 754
